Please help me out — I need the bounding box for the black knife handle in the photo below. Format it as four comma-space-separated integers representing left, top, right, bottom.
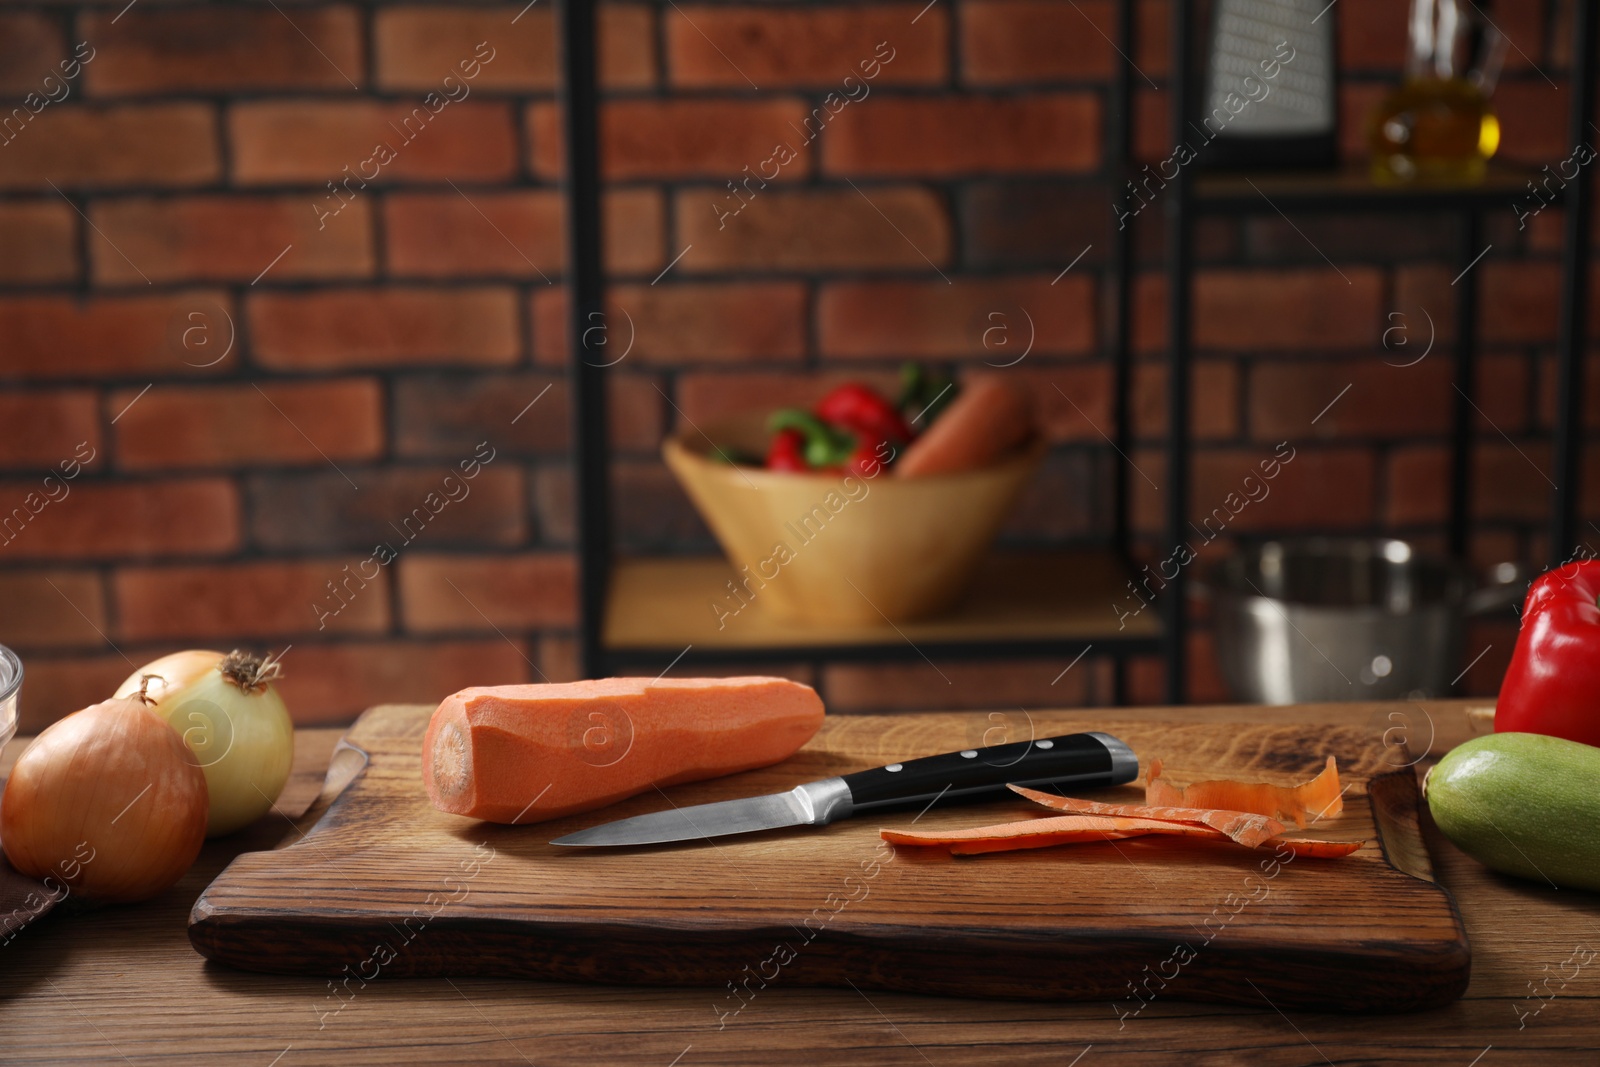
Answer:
839, 731, 1138, 813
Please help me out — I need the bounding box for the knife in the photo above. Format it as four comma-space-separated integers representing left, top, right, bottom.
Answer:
550, 730, 1138, 848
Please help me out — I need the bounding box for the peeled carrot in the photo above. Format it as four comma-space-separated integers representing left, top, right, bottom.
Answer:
1007, 785, 1287, 847
423, 676, 824, 824
1145, 756, 1345, 828
895, 377, 1035, 478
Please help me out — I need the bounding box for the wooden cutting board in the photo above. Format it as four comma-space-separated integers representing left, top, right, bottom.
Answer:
189, 705, 1470, 1012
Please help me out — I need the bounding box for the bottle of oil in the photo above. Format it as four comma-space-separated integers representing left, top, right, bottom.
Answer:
1369, 0, 1506, 184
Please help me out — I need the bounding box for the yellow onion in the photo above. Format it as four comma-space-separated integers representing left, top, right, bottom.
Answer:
1, 696, 208, 903
116, 650, 293, 837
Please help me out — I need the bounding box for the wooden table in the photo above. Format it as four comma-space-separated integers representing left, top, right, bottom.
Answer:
3, 701, 1597, 1066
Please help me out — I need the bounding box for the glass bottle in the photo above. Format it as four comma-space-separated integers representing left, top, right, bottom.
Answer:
1369, 0, 1507, 184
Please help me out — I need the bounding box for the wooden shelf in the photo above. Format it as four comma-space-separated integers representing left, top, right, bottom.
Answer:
1194, 163, 1541, 213
600, 548, 1160, 664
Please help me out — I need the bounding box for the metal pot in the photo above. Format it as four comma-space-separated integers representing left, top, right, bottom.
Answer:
1202, 538, 1522, 705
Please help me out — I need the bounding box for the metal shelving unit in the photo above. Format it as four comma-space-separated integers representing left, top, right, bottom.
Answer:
559, 0, 1594, 700
1157, 0, 1597, 703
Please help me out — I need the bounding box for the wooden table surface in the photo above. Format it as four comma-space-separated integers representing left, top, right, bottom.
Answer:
3, 700, 1598, 1066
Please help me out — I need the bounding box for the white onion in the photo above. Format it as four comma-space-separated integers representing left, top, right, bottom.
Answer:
116, 650, 294, 837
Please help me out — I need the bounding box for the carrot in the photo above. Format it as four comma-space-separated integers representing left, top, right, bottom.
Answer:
1007, 784, 1287, 847
423, 677, 824, 824
894, 377, 1035, 478
881, 814, 1218, 855
1145, 755, 1345, 828
1266, 836, 1364, 858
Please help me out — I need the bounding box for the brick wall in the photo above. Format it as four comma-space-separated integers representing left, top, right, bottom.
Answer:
0, 0, 1591, 729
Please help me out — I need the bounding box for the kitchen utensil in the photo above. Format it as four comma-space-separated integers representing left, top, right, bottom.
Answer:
1199, 0, 1337, 168
190, 705, 1470, 1012
662, 412, 1044, 625
551, 731, 1138, 848
1202, 538, 1523, 705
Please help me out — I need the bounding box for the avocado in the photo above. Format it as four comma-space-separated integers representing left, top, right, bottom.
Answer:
1425, 732, 1600, 892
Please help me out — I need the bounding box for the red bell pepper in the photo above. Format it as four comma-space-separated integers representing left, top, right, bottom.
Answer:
764, 428, 809, 472
814, 383, 912, 444
1496, 561, 1600, 747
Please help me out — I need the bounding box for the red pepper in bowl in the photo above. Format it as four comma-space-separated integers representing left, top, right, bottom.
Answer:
1496, 561, 1600, 747
764, 428, 809, 472
814, 383, 912, 445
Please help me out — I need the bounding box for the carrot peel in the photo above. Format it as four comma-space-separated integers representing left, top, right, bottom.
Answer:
1145, 755, 1344, 829
1007, 784, 1287, 848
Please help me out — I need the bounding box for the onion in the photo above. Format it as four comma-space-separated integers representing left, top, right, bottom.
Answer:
116, 650, 294, 837
1, 695, 208, 903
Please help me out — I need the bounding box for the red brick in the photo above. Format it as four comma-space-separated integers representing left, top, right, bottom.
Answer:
1008, 363, 1111, 443
675, 369, 902, 425
535, 633, 583, 683
0, 390, 99, 469
250, 287, 520, 369
113, 379, 384, 471
0, 104, 219, 188
0, 478, 238, 560
0, 292, 234, 380
1494, 82, 1571, 164
1133, 269, 1383, 352
533, 464, 574, 543
675, 186, 952, 271
248, 466, 526, 551
273, 640, 536, 726
0, 13, 65, 94
533, 282, 807, 364
1385, 444, 1446, 526
83, 7, 363, 94
13, 654, 135, 732
375, 5, 655, 91
230, 101, 517, 184
115, 559, 389, 642
89, 195, 374, 285
1133, 446, 1376, 534
529, 98, 814, 181
823, 657, 1089, 712
384, 188, 661, 278
1480, 261, 1558, 345
393, 371, 662, 457
1337, 82, 1388, 161
398, 553, 576, 632
1250, 358, 1452, 440
817, 276, 1095, 359
0, 570, 106, 651
1133, 360, 1239, 441
1002, 449, 1098, 539
822, 95, 1100, 176
611, 460, 714, 551
963, 0, 1116, 84
667, 5, 945, 88
1474, 442, 1555, 521
0, 200, 76, 283
1336, 0, 1408, 70
1537, 353, 1600, 430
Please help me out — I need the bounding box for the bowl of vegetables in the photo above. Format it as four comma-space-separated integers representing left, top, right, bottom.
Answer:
664, 369, 1044, 626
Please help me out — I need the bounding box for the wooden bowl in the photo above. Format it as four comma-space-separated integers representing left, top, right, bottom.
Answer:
663, 413, 1046, 625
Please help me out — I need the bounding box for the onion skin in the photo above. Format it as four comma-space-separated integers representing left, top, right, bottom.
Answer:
1, 697, 208, 904
116, 650, 294, 837
114, 649, 222, 706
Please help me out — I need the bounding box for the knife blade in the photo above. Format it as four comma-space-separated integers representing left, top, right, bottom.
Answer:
550, 730, 1138, 848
